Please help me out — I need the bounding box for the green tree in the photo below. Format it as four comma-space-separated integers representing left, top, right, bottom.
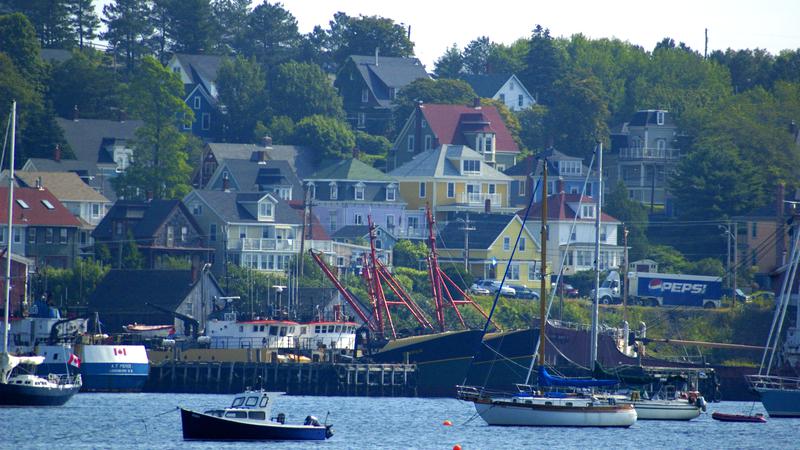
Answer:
605, 181, 649, 260
121, 230, 144, 269
480, 97, 521, 148
646, 245, 691, 273
101, 0, 153, 72
545, 74, 609, 159
462, 36, 493, 74
9, 0, 75, 48
210, 0, 250, 54
293, 115, 355, 162
433, 43, 463, 79
68, 0, 99, 49
517, 104, 550, 151
216, 55, 266, 142
261, 115, 294, 144
393, 78, 476, 131
324, 12, 414, 68
125, 55, 190, 130
709, 48, 774, 93
238, 2, 300, 67
162, 0, 215, 53
521, 25, 566, 104
270, 61, 343, 122
0, 13, 44, 78
47, 49, 121, 119
690, 258, 724, 277
393, 239, 428, 268
771, 49, 800, 85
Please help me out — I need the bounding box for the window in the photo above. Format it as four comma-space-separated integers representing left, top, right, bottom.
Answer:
656, 139, 666, 150
166, 226, 174, 246
182, 114, 191, 130
388, 87, 396, 99
181, 226, 188, 242
499, 93, 505, 103
16, 199, 29, 209
193, 96, 201, 109
582, 205, 595, 218
510, 81, 515, 90
41, 200, 55, 210
361, 88, 369, 103
407, 135, 415, 152
509, 263, 520, 280
259, 202, 273, 218
385, 185, 396, 201
386, 215, 394, 229
462, 160, 481, 173
329, 212, 337, 231
92, 203, 102, 218
418, 182, 426, 198
752, 222, 758, 238
357, 112, 366, 128
503, 237, 510, 251
13, 228, 20, 243
308, 183, 316, 200
488, 184, 496, 194
28, 228, 35, 244
559, 160, 581, 176
407, 216, 419, 231
485, 135, 493, 153
518, 94, 524, 107
447, 182, 455, 198
528, 263, 539, 280
209, 224, 217, 242
656, 111, 665, 125
59, 228, 67, 244
201, 113, 211, 130
355, 185, 365, 201
519, 237, 526, 251
192, 204, 202, 216
46, 228, 53, 243
0, 228, 4, 243
354, 214, 363, 225
330, 183, 338, 200
518, 179, 526, 197
424, 135, 433, 150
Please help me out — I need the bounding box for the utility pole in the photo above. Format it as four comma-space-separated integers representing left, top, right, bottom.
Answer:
721, 223, 732, 289
704, 28, 708, 59
459, 212, 475, 271
733, 221, 738, 299
623, 226, 629, 324
298, 184, 311, 277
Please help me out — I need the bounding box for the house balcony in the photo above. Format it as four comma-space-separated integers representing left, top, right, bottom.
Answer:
459, 192, 502, 207
238, 238, 300, 252
618, 147, 681, 161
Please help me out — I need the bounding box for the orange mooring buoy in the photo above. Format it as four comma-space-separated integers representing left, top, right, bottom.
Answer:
453, 444, 462, 450
443, 420, 453, 426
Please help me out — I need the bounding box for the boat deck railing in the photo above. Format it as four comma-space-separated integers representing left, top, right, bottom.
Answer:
746, 374, 800, 391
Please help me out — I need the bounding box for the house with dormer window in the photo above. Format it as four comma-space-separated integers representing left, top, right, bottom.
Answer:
334, 54, 429, 135
167, 54, 224, 141
460, 74, 536, 111
204, 158, 302, 201
505, 148, 600, 207
520, 192, 622, 276
389, 145, 513, 230
305, 158, 407, 237
390, 101, 520, 171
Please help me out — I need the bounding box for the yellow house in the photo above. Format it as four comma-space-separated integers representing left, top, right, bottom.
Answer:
388, 145, 515, 237
435, 213, 542, 289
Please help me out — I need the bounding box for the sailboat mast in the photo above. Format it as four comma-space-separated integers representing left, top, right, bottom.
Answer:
538, 162, 548, 367
2, 101, 16, 356
590, 142, 603, 367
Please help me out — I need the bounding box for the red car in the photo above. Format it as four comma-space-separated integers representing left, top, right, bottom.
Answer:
559, 283, 579, 298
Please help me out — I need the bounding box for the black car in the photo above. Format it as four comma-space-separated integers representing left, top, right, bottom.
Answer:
509, 285, 539, 300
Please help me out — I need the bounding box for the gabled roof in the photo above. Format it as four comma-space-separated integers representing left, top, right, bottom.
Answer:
627, 109, 675, 127
346, 55, 429, 108
519, 192, 620, 223
331, 224, 395, 242
172, 53, 223, 86
436, 213, 521, 250
389, 145, 512, 180
307, 158, 393, 182
0, 187, 82, 227
20, 159, 117, 202
206, 143, 316, 178
55, 117, 143, 165
460, 73, 514, 98
505, 148, 593, 177
15, 171, 110, 203
418, 103, 519, 153
93, 200, 199, 240
188, 190, 302, 225
211, 159, 302, 199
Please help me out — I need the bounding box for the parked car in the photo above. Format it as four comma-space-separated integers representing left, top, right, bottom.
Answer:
723, 288, 750, 303
509, 285, 540, 300
469, 285, 491, 295
470, 279, 516, 297
560, 283, 579, 298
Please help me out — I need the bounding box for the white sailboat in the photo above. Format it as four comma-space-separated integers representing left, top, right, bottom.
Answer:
458, 150, 637, 427
0, 101, 81, 406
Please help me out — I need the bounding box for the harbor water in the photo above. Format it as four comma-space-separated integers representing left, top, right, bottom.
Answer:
0, 394, 796, 449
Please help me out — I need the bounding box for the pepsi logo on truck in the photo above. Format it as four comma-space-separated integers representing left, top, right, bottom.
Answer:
647, 279, 708, 295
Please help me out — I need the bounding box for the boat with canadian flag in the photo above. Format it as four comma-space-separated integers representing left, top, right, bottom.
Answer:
75, 344, 149, 392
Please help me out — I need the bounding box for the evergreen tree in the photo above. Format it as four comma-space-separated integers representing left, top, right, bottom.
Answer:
9, 0, 75, 48
238, 2, 300, 67
0, 13, 43, 78
521, 25, 565, 104
462, 36, 493, 74
605, 181, 649, 260
433, 44, 463, 79
216, 55, 267, 142
162, 0, 215, 54
67, 0, 99, 49
269, 61, 344, 122
325, 12, 414, 68
101, 0, 153, 71
48, 49, 121, 119
210, 0, 249, 54
121, 230, 144, 269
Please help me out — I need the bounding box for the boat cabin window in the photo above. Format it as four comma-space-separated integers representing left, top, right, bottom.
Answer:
327, 325, 335, 333
289, 326, 295, 333
225, 411, 248, 419
205, 409, 224, 417
315, 326, 321, 333
545, 401, 552, 406
239, 326, 244, 332
252, 325, 258, 332
245, 397, 259, 406
279, 327, 287, 337
335, 325, 342, 333
25, 381, 31, 385
269, 326, 278, 336
260, 397, 269, 407
300, 327, 307, 334
231, 397, 245, 407
248, 411, 266, 420
566, 402, 573, 406
260, 325, 265, 332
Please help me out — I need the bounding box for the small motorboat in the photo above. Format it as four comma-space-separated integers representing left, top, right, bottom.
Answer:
711, 411, 767, 423
180, 390, 333, 441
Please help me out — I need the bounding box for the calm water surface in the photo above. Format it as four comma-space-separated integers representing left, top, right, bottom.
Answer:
0, 394, 795, 449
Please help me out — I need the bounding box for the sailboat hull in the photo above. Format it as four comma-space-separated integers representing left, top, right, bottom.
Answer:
756, 388, 800, 417
473, 399, 637, 427
628, 401, 702, 420
0, 381, 80, 406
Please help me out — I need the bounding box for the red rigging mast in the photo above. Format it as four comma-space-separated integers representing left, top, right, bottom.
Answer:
425, 206, 496, 332
309, 250, 377, 332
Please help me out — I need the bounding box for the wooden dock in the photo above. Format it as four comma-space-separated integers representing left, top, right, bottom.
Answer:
145, 361, 417, 396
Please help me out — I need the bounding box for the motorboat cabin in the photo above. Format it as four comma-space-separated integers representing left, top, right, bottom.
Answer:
206, 317, 300, 349
296, 321, 358, 350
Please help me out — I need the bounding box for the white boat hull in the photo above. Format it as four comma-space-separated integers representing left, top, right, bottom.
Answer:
474, 400, 637, 427
628, 401, 701, 420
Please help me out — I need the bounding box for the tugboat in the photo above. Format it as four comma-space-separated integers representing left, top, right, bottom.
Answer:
180, 390, 333, 441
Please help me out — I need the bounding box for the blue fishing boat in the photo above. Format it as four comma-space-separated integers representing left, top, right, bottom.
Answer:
180, 390, 333, 441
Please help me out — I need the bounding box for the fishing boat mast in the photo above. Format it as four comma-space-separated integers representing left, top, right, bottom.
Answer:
590, 142, 603, 367
538, 162, 547, 367
1, 101, 16, 369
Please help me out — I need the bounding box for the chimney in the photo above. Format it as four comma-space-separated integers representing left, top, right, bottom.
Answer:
53, 144, 62, 162
473, 97, 481, 108
407, 25, 411, 40
35, 176, 43, 190
222, 172, 230, 191
484, 198, 491, 213
375, 47, 379, 66
557, 177, 564, 194
117, 109, 126, 122
262, 135, 273, 149
72, 105, 79, 121
352, 147, 360, 159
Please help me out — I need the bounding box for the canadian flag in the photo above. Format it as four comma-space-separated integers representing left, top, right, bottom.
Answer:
68, 353, 81, 368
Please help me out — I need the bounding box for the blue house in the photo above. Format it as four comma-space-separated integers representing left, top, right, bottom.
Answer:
505, 148, 599, 207
167, 54, 224, 141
